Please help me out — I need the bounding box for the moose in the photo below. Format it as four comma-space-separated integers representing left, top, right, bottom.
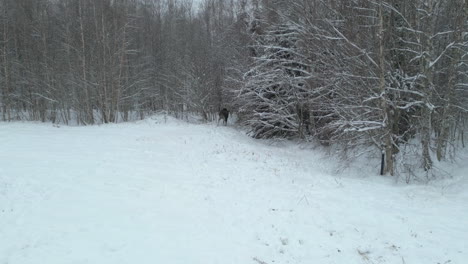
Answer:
218, 108, 229, 126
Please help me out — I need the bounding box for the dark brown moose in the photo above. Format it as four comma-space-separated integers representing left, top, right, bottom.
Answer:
218, 108, 229, 126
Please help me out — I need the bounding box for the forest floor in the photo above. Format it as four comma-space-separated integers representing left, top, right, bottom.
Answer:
0, 115, 467, 264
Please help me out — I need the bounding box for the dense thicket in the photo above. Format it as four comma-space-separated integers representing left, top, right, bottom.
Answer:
1, 0, 467, 177
0, 0, 238, 124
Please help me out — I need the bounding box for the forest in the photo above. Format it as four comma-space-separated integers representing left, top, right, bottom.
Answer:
0, 0, 467, 177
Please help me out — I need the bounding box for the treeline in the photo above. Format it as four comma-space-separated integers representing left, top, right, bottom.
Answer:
0, 0, 236, 124
1, 0, 467, 177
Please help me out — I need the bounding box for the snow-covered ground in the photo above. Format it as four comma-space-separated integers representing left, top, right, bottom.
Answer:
1, 116, 467, 264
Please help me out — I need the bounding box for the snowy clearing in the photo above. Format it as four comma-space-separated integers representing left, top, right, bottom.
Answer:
1, 116, 467, 264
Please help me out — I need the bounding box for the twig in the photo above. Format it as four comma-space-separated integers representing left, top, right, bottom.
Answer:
253, 257, 269, 264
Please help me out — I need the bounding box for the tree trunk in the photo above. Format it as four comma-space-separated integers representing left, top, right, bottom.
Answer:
378, 1, 394, 175
2, 4, 10, 121
436, 0, 467, 161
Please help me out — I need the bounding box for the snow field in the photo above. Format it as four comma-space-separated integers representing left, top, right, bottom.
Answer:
0, 116, 467, 264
